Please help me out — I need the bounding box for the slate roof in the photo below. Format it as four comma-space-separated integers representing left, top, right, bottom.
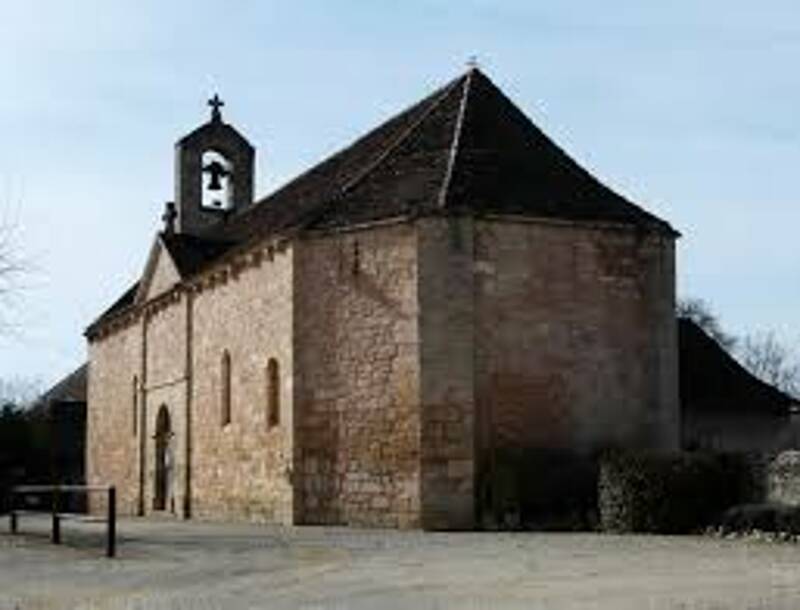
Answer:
679, 318, 798, 416
90, 68, 676, 333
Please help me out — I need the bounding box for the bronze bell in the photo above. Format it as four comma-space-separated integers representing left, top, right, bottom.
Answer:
203, 160, 229, 191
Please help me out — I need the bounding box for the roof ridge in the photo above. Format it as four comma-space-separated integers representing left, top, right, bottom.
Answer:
437, 67, 474, 209
337, 76, 464, 198
294, 74, 466, 232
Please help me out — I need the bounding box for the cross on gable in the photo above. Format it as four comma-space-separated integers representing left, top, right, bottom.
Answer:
161, 201, 177, 234
208, 94, 224, 122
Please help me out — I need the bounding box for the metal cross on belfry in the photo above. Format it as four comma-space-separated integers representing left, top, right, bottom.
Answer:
208, 94, 224, 122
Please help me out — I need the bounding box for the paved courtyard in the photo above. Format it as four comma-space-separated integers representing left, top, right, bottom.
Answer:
1, 516, 800, 609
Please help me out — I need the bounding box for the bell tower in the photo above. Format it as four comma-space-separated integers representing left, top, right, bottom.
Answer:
174, 95, 255, 235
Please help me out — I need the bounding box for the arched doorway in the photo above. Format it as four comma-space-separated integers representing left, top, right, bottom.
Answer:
153, 405, 173, 512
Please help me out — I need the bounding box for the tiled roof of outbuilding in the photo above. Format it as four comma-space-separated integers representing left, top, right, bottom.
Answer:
29, 363, 88, 417
679, 318, 798, 416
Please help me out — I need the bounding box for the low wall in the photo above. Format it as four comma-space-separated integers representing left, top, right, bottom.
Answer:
767, 450, 800, 506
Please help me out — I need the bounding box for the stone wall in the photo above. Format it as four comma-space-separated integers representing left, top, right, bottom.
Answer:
417, 218, 476, 529
413, 217, 676, 529
142, 243, 180, 302
87, 215, 678, 530
294, 224, 421, 527
142, 295, 188, 516
88, 240, 294, 523
768, 451, 800, 506
189, 244, 294, 524
86, 323, 141, 515
473, 219, 678, 462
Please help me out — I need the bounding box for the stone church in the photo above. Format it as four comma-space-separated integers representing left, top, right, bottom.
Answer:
86, 68, 679, 529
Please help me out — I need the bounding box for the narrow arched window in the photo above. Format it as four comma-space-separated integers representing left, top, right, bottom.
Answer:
132, 376, 138, 437
267, 358, 280, 428
221, 350, 232, 426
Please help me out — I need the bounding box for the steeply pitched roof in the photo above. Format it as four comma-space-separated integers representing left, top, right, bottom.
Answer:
90, 68, 677, 335
215, 67, 675, 241
679, 318, 798, 416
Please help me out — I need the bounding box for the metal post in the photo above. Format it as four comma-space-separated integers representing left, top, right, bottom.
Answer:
52, 487, 61, 545
52, 514, 61, 545
9, 489, 17, 534
107, 486, 116, 558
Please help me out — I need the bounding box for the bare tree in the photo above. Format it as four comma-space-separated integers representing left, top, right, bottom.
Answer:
679, 296, 800, 398
0, 375, 43, 409
676, 297, 737, 352
0, 215, 29, 335
739, 331, 800, 398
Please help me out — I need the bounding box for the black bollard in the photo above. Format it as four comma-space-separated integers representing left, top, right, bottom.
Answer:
106, 486, 116, 558
52, 488, 61, 545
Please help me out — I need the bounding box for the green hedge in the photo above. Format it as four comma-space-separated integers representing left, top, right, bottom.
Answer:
598, 450, 758, 534
481, 448, 766, 533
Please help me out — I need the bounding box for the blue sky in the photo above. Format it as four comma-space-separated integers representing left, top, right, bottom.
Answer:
0, 1, 798, 386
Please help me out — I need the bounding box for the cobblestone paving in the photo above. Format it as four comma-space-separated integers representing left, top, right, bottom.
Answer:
1, 516, 800, 609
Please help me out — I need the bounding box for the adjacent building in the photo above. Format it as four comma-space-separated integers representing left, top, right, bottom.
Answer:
679, 318, 800, 453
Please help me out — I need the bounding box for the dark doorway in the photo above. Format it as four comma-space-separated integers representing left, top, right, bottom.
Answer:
153, 405, 172, 512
